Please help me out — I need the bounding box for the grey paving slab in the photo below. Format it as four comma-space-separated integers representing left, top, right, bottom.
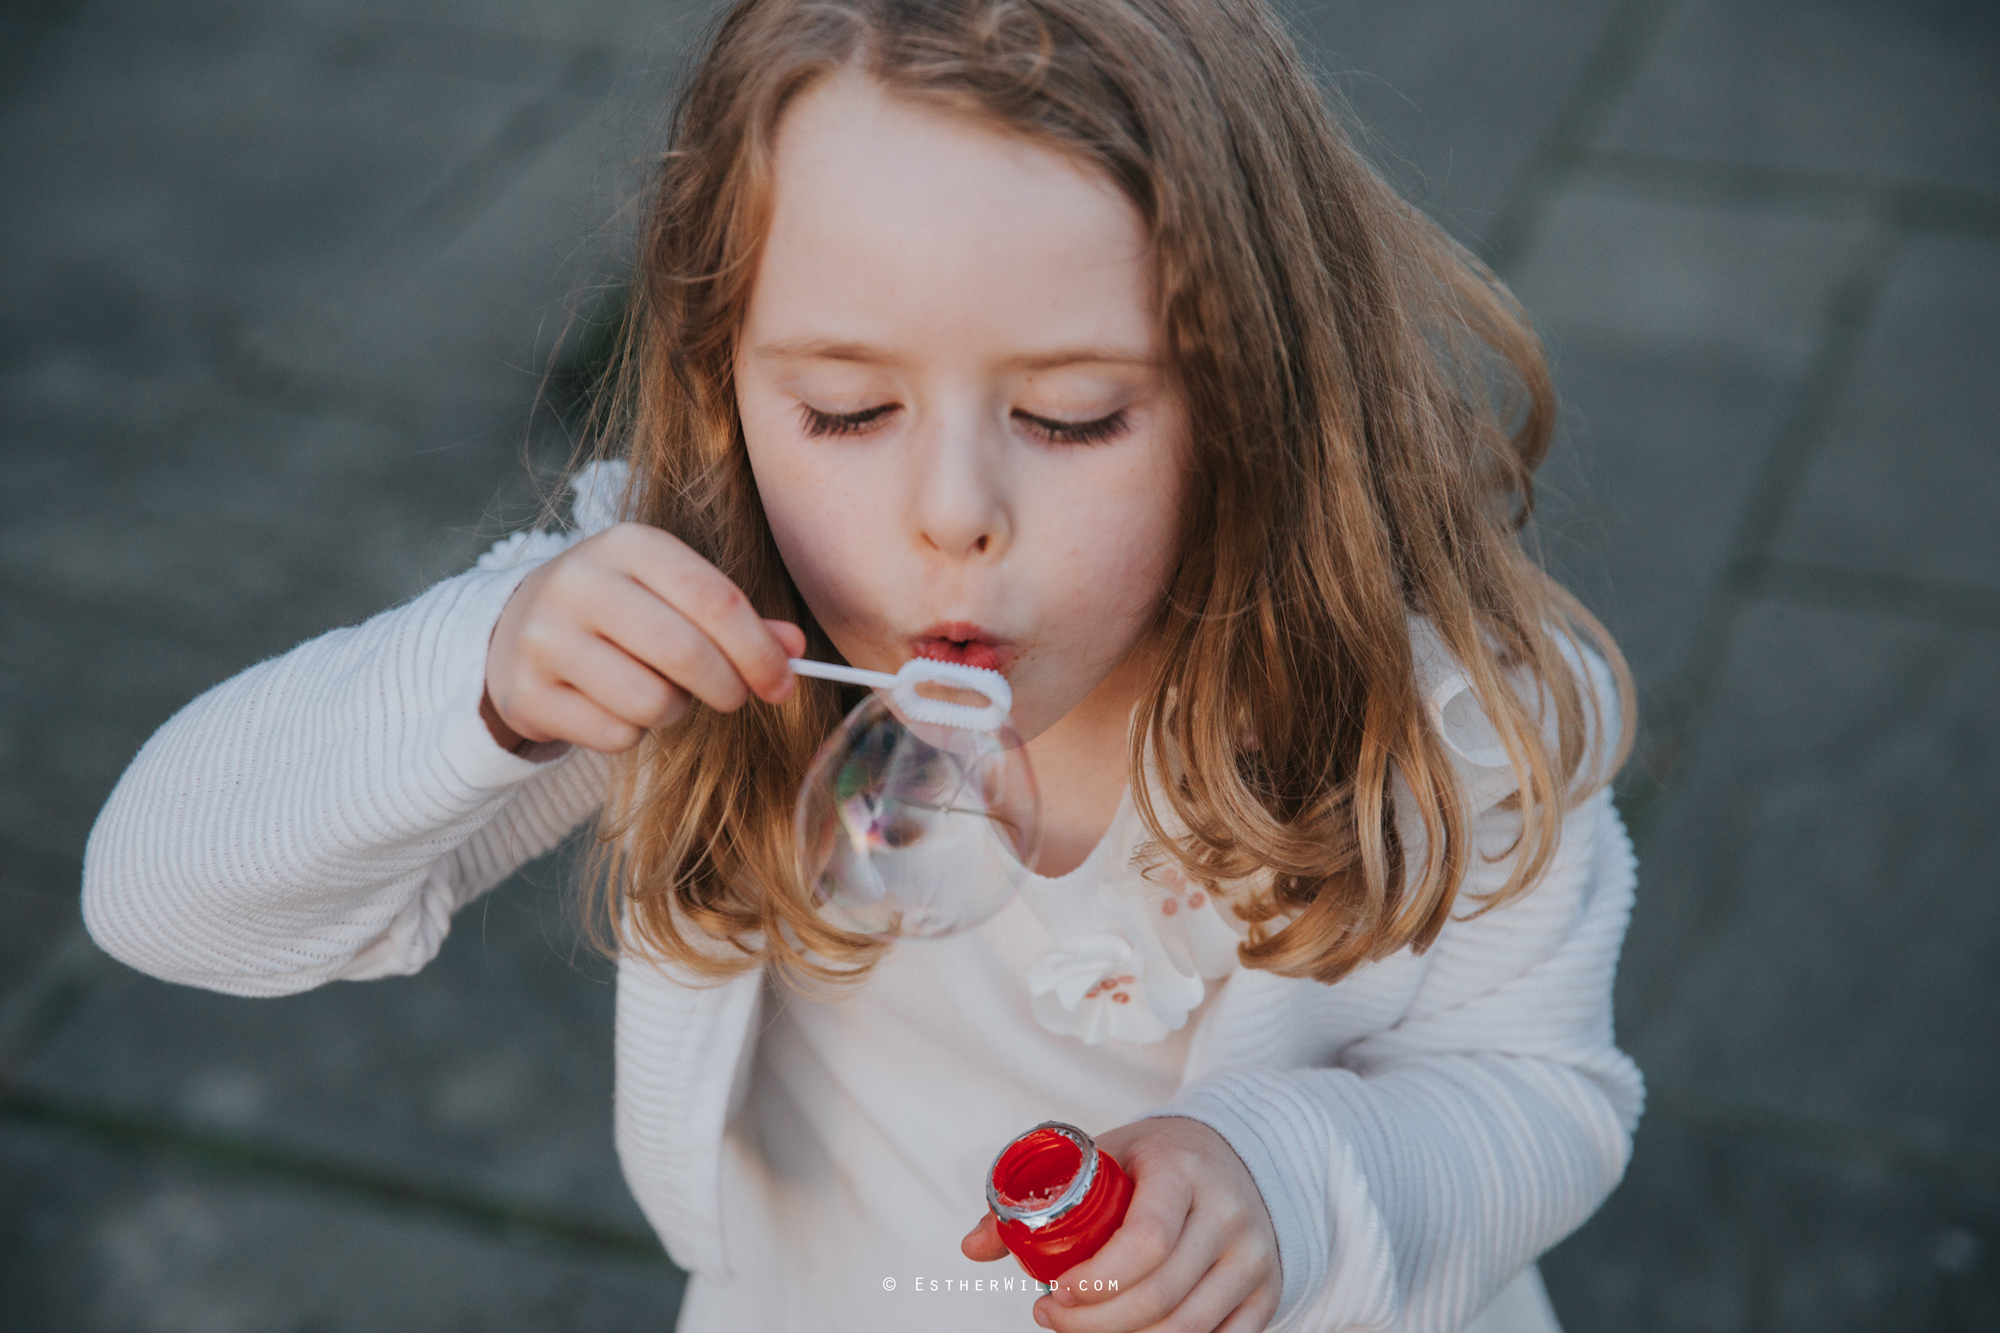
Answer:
0, 885, 84, 1021
1288, 0, 1620, 248
16, 857, 645, 1234
1773, 232, 2000, 596
252, 100, 636, 430
264, 0, 719, 50
0, 585, 246, 879
0, 6, 572, 392
1542, 1114, 2000, 1333
1509, 180, 1875, 693
0, 386, 532, 879
0, 552, 212, 988
0, 392, 514, 651
1528, 340, 1793, 704
1616, 598, 2000, 1152
1601, 0, 2000, 196
1511, 184, 1876, 377
0, 1116, 684, 1333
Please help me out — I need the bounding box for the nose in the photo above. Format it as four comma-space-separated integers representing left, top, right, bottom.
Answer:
906, 408, 1011, 562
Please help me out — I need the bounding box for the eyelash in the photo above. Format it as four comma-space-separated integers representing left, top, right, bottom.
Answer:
1019, 408, 1130, 445
797, 404, 1132, 445
800, 404, 896, 437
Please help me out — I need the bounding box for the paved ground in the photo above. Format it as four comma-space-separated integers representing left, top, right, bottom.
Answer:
2, 0, 1995, 1329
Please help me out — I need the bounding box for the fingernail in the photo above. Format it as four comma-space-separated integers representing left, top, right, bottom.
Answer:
1033, 1306, 1053, 1329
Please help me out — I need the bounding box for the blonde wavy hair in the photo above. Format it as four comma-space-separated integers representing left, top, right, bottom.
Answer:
581, 0, 1634, 987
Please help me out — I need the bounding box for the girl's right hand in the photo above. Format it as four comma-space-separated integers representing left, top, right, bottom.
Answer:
481, 522, 806, 754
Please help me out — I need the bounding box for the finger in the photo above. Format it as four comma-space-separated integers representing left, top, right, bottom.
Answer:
1044, 1252, 1199, 1329
546, 631, 693, 731
766, 619, 808, 659
1051, 1166, 1194, 1307
610, 526, 796, 703
961, 1212, 1009, 1263
585, 577, 751, 715
1132, 1245, 1269, 1333
507, 682, 646, 755
1039, 1244, 1262, 1333
1212, 1287, 1282, 1333
1040, 1224, 1210, 1330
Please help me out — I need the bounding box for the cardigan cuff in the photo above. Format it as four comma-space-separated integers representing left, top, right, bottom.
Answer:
1142, 1073, 1331, 1325
428, 560, 575, 794
433, 460, 624, 791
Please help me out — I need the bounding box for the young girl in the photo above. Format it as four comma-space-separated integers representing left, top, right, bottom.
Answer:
83, 2, 1641, 1330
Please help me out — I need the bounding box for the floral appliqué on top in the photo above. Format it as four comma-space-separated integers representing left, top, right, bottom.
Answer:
1018, 797, 1245, 1046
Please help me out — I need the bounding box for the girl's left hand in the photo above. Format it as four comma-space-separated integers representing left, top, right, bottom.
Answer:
961, 1117, 1282, 1332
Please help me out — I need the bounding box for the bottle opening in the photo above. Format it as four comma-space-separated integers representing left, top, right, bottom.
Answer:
988, 1123, 1097, 1227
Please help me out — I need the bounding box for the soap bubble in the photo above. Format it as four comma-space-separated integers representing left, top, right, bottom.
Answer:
796, 690, 1040, 940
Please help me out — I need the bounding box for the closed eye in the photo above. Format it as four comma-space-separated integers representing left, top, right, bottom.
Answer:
801, 403, 898, 437
1014, 408, 1130, 445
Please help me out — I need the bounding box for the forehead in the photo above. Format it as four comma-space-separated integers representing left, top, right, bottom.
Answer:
749, 70, 1158, 364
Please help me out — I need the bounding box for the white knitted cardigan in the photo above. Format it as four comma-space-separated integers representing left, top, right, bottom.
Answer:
82, 467, 1642, 1332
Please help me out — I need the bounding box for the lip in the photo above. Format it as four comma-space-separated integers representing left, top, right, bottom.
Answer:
909, 622, 1015, 674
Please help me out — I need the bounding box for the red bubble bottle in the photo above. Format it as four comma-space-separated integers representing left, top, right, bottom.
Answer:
985, 1121, 1134, 1283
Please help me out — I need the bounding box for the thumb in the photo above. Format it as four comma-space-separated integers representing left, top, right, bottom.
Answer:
961, 1211, 1009, 1262
765, 619, 808, 659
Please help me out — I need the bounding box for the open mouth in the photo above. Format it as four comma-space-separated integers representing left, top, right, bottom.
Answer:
909, 622, 1014, 674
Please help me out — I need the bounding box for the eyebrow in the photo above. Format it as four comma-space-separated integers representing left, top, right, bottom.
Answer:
752, 337, 1159, 371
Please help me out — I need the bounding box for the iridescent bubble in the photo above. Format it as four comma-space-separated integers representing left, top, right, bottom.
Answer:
796, 689, 1040, 940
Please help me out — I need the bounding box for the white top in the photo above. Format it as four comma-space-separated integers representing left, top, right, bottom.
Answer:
683, 802, 1222, 1331
81, 463, 1641, 1333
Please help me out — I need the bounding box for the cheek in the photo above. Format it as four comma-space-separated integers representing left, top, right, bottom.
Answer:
740, 388, 822, 545
1046, 459, 1184, 625
741, 418, 884, 629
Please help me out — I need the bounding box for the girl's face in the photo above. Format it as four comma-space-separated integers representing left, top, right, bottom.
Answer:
737, 71, 1188, 743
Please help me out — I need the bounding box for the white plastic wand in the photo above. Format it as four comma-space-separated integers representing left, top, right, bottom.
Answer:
788, 657, 1012, 732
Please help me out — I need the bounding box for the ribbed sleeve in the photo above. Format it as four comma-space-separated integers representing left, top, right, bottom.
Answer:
81, 551, 610, 996
1151, 790, 1643, 1331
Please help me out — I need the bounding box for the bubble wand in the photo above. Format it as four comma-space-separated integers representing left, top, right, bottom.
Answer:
787, 657, 1012, 731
